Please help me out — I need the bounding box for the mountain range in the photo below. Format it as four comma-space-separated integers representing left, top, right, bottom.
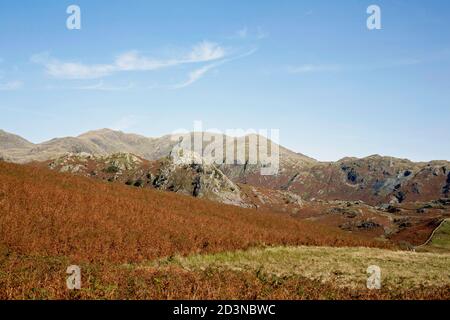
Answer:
1, 127, 450, 249
1, 128, 449, 205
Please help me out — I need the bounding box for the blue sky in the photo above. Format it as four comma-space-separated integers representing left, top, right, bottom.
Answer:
1, 0, 450, 161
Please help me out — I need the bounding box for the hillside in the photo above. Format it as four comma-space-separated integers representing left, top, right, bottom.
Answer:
42, 151, 315, 209
0, 130, 34, 150
1, 160, 449, 300
226, 154, 450, 205
0, 161, 381, 264
418, 219, 450, 253
35, 151, 450, 248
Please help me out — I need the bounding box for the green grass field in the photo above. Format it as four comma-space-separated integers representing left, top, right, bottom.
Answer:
425, 219, 450, 252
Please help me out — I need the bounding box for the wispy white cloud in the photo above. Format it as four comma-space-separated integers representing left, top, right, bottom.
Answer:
31, 42, 227, 80
49, 62, 114, 79
116, 42, 225, 72
171, 48, 258, 89
172, 64, 217, 89
0, 80, 23, 91
187, 42, 225, 62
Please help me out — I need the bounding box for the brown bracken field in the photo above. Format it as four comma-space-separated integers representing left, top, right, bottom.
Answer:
0, 161, 449, 299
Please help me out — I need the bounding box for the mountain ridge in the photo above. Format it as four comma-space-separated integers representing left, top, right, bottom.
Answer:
1, 128, 450, 205
0, 128, 315, 165
1, 128, 448, 164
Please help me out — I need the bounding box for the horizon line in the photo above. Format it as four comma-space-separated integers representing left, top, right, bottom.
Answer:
2, 127, 449, 164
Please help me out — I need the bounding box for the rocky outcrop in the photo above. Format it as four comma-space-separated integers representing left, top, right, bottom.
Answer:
443, 173, 450, 196
46, 151, 250, 208
339, 220, 381, 231
151, 148, 250, 207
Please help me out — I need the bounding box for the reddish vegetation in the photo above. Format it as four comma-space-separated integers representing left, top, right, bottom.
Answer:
0, 161, 386, 265
35, 153, 450, 249
1, 259, 448, 300
2, 161, 449, 300
390, 218, 443, 245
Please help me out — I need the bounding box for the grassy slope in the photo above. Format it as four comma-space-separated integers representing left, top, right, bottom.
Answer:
163, 246, 450, 291
422, 219, 450, 253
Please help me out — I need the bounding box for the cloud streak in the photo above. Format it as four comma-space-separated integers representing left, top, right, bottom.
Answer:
172, 64, 217, 89
32, 42, 227, 80
171, 47, 258, 89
